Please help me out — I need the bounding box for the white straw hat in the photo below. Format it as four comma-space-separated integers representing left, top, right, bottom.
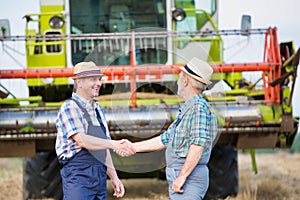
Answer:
179, 57, 213, 85
72, 61, 103, 80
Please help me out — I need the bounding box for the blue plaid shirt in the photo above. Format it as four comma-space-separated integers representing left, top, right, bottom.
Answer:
160, 94, 218, 158
55, 93, 110, 160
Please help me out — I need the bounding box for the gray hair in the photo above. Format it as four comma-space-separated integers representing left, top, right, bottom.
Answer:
73, 81, 77, 92
188, 76, 206, 92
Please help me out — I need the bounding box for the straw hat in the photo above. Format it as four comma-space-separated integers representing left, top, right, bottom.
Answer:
179, 57, 213, 85
72, 61, 103, 80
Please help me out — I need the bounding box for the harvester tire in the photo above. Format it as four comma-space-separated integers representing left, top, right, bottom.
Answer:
204, 145, 238, 200
23, 151, 62, 200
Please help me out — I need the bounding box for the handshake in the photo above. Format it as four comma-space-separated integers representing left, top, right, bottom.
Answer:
112, 139, 137, 157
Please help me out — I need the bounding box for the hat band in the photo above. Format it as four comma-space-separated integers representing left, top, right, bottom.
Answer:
74, 70, 102, 78
184, 65, 202, 79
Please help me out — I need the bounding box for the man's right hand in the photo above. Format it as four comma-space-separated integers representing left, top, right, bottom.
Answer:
112, 139, 136, 157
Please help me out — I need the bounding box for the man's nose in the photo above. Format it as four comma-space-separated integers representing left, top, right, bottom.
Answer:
97, 80, 102, 86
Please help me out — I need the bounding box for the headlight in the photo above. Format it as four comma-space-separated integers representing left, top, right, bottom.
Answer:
49, 16, 64, 29
172, 8, 186, 21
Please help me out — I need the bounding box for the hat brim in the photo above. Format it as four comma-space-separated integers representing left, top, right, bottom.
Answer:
179, 67, 212, 85
72, 74, 104, 80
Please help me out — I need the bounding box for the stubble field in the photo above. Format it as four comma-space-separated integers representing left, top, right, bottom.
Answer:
1, 151, 300, 200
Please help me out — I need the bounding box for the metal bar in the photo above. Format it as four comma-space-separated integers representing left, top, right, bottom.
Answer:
262, 27, 282, 105
0, 28, 269, 42
0, 125, 281, 140
0, 63, 277, 79
0, 133, 57, 140
273, 28, 282, 103
0, 83, 16, 98
220, 126, 280, 134
130, 31, 137, 108
0, 107, 60, 112
250, 149, 258, 174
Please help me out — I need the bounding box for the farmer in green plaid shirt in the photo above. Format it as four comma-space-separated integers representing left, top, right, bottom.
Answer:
133, 57, 219, 200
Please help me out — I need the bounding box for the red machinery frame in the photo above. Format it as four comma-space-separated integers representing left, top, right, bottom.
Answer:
0, 28, 281, 106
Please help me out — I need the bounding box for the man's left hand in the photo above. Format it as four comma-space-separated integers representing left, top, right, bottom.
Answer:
111, 178, 125, 198
172, 176, 186, 193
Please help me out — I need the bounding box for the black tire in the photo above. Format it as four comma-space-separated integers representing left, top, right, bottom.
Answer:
204, 145, 238, 200
23, 151, 63, 200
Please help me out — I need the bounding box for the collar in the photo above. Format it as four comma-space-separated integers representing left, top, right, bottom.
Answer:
179, 93, 203, 117
72, 92, 99, 109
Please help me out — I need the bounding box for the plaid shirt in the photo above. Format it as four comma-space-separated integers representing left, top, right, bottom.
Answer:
160, 94, 218, 157
55, 93, 110, 160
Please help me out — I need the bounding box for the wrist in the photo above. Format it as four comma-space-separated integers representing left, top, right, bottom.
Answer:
177, 173, 188, 180
108, 169, 119, 181
109, 140, 118, 151
132, 143, 139, 152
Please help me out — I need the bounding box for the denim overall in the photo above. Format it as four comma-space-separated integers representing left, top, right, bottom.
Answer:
165, 108, 211, 200
59, 98, 107, 200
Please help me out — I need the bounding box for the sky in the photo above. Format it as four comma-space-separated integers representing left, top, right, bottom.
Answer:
0, 0, 299, 115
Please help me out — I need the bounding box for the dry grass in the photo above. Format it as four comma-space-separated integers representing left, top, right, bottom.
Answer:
0, 158, 23, 200
107, 179, 168, 200
227, 151, 300, 200
1, 151, 300, 200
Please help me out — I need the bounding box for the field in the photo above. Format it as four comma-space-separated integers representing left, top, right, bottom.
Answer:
1, 151, 300, 200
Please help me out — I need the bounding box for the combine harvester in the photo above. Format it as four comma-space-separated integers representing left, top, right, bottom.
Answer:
0, 0, 299, 199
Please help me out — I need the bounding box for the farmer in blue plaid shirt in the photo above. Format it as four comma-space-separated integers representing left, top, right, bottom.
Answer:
133, 57, 219, 200
55, 61, 135, 200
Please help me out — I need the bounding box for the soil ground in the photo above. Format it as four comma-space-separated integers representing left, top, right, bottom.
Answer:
1, 150, 300, 200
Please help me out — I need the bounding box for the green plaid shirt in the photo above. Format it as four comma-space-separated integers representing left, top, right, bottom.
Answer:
160, 94, 218, 158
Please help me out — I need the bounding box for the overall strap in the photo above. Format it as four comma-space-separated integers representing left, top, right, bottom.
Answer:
95, 107, 106, 133
70, 98, 106, 134
70, 98, 93, 124
169, 107, 190, 143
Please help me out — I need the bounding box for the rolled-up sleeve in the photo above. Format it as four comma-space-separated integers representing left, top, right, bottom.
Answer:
160, 128, 170, 146
58, 101, 86, 138
190, 103, 211, 148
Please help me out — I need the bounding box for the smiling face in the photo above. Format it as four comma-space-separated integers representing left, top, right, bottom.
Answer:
76, 76, 103, 101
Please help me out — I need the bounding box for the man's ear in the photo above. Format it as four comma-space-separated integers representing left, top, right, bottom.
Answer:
76, 79, 83, 88
184, 75, 189, 87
